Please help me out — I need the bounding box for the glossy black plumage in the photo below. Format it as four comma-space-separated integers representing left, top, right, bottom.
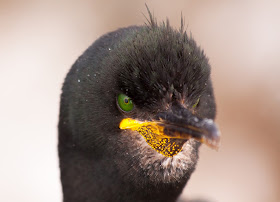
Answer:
59, 13, 217, 202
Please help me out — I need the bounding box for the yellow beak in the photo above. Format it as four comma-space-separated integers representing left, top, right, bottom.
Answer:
119, 117, 220, 157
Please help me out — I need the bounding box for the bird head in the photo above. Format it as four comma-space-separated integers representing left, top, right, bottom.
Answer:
60, 16, 220, 184
115, 22, 220, 155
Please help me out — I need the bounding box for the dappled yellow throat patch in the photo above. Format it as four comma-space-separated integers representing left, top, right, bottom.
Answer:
119, 118, 186, 157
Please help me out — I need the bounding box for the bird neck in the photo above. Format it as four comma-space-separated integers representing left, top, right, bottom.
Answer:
59, 144, 189, 202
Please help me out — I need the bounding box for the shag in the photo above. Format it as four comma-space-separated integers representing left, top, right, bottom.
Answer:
58, 9, 220, 202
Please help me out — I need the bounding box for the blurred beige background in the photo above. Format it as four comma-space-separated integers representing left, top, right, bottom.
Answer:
0, 0, 279, 202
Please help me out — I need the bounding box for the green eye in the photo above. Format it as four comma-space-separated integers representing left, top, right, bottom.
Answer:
117, 94, 134, 112
192, 98, 200, 108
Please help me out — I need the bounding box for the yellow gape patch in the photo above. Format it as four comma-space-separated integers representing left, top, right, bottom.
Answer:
119, 118, 185, 157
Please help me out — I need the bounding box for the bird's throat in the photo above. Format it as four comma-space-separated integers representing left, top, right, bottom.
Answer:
136, 125, 186, 157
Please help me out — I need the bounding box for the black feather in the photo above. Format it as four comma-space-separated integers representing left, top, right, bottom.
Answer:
58, 9, 216, 202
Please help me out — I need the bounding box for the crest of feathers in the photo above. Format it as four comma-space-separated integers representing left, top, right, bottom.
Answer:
114, 5, 211, 111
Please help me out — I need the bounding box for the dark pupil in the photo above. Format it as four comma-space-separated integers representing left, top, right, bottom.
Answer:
124, 98, 129, 104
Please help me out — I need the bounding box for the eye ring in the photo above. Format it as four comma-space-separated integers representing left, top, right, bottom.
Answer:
117, 94, 134, 112
192, 98, 200, 108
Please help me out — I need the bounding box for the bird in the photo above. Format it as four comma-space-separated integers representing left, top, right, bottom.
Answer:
58, 8, 220, 202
